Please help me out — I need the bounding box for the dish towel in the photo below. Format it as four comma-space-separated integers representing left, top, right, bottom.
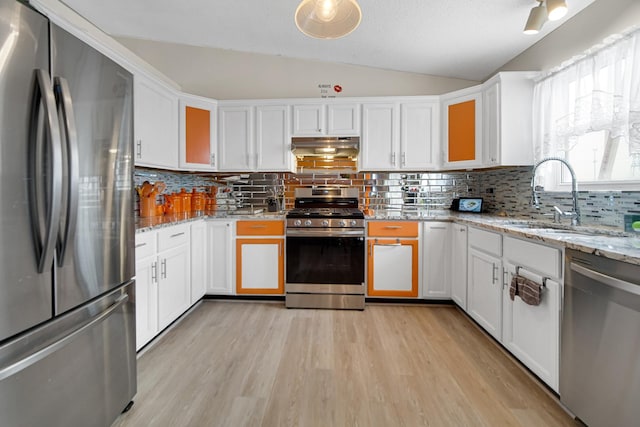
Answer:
509, 274, 542, 306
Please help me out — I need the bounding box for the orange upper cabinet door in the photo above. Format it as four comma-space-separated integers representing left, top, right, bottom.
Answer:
448, 100, 476, 162
442, 88, 482, 168
186, 106, 210, 164
179, 95, 217, 170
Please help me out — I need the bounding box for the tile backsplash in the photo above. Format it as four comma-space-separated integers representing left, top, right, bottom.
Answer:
134, 166, 640, 229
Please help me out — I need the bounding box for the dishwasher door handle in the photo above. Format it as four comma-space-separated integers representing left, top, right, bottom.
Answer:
571, 263, 640, 296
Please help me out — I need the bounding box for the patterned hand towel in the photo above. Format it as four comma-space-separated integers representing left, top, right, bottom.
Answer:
510, 274, 543, 306
518, 276, 542, 306
509, 274, 519, 301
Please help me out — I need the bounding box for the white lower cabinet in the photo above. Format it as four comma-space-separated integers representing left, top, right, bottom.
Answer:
467, 247, 503, 340
422, 222, 450, 298
190, 220, 207, 304
372, 243, 415, 293
450, 224, 468, 309
135, 253, 158, 351
236, 239, 283, 293
206, 220, 235, 295
157, 243, 191, 330
502, 262, 561, 391
501, 236, 563, 392
462, 226, 563, 391
134, 223, 192, 350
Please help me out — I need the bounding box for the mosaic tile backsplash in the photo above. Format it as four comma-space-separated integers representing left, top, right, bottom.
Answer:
134, 166, 640, 229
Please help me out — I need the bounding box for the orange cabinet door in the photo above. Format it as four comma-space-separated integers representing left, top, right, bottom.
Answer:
236, 238, 284, 295
236, 220, 285, 236
368, 221, 419, 237
185, 106, 211, 164
448, 99, 476, 162
367, 239, 419, 297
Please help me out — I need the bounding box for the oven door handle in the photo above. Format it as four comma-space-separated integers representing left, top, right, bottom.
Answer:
286, 229, 364, 237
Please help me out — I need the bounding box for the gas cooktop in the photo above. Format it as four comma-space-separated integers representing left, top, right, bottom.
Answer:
286, 208, 364, 219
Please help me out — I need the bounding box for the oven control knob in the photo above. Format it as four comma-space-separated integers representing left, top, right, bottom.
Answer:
304, 220, 312, 226
321, 220, 329, 227
294, 220, 302, 226
350, 220, 357, 226
339, 220, 346, 227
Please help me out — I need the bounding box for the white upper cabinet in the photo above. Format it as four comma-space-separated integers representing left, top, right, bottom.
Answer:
217, 105, 254, 171
327, 103, 360, 135
179, 94, 217, 171
292, 103, 360, 136
482, 72, 537, 167
255, 104, 294, 172
292, 104, 325, 136
134, 74, 179, 169
361, 99, 439, 171
360, 102, 399, 170
217, 103, 293, 172
400, 101, 440, 170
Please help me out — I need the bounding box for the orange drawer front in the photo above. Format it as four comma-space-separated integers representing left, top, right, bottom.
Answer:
368, 221, 419, 237
236, 220, 284, 236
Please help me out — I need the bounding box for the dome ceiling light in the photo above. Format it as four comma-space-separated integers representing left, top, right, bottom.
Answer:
295, 0, 362, 40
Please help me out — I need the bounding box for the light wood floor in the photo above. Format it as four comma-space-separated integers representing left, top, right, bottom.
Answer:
113, 301, 577, 427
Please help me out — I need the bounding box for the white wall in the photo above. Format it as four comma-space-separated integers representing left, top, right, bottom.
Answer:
497, 0, 640, 74
116, 37, 479, 100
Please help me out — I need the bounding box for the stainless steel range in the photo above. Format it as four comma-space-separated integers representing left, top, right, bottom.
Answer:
285, 187, 365, 310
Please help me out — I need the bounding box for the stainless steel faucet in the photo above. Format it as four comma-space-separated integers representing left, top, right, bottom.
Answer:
531, 157, 581, 226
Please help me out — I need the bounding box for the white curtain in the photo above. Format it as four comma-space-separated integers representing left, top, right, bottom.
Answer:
533, 26, 640, 164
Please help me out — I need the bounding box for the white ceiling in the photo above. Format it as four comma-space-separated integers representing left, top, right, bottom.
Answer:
60, 0, 598, 81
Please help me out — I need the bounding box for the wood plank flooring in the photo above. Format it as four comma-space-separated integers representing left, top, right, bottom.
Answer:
113, 301, 577, 427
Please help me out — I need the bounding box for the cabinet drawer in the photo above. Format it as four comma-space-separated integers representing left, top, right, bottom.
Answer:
135, 231, 156, 259
504, 236, 562, 279
468, 226, 501, 257
157, 223, 190, 252
237, 220, 284, 236
368, 221, 419, 237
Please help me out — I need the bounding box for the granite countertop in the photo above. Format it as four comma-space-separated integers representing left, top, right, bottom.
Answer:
135, 210, 286, 233
137, 209, 640, 265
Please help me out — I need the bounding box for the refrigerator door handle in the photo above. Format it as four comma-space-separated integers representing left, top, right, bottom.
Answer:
28, 69, 64, 273
0, 294, 129, 381
53, 77, 79, 266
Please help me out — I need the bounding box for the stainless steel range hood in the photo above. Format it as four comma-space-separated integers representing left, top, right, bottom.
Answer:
291, 136, 359, 158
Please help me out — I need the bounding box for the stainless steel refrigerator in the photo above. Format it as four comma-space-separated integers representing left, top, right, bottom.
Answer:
0, 1, 136, 426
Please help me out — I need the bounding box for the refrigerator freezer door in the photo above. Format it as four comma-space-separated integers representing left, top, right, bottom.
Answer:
50, 25, 135, 314
0, 282, 136, 427
0, 0, 54, 341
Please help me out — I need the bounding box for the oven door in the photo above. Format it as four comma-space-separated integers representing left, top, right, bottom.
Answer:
285, 229, 365, 294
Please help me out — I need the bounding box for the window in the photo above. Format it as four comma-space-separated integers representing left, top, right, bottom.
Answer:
533, 27, 640, 191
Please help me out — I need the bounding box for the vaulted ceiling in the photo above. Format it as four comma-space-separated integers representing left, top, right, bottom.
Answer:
61, 0, 597, 81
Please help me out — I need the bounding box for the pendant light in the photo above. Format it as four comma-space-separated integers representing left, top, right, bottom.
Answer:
295, 0, 362, 39
546, 0, 568, 21
523, 1, 547, 35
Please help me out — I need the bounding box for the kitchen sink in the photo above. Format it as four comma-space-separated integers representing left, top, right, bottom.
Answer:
505, 222, 592, 235
228, 208, 264, 215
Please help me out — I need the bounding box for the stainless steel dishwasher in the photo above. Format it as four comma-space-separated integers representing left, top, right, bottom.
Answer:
561, 249, 640, 427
